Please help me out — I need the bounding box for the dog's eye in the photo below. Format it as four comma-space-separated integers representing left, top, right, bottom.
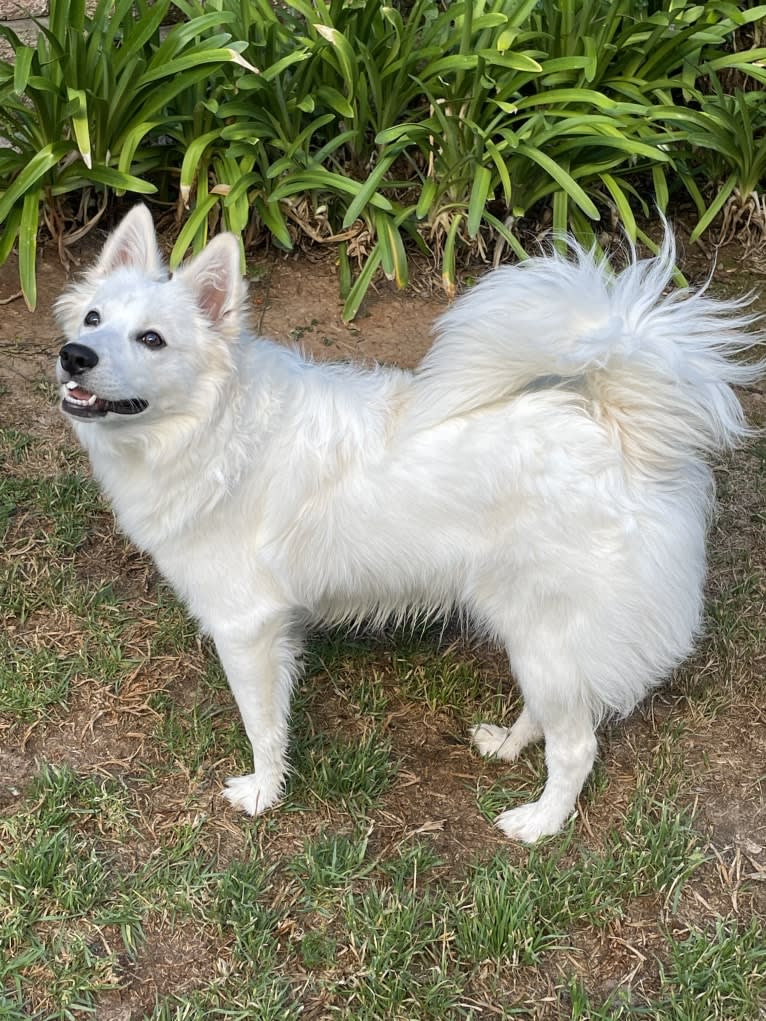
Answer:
137, 330, 166, 350
84, 310, 100, 327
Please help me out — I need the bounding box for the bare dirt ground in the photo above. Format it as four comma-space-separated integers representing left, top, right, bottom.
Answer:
1, 227, 765, 1018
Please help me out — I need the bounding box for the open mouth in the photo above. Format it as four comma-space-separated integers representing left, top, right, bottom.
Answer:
62, 381, 149, 419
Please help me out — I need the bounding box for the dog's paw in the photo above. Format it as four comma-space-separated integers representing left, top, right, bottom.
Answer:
470, 722, 523, 762
222, 773, 283, 816
494, 801, 569, 843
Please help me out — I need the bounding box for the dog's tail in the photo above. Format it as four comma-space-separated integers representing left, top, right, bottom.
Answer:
409, 232, 763, 474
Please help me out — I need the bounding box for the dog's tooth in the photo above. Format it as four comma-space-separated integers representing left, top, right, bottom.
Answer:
66, 381, 78, 390
87, 393, 97, 405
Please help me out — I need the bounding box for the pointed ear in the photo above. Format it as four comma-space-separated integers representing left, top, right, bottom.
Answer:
175, 233, 245, 325
94, 204, 164, 278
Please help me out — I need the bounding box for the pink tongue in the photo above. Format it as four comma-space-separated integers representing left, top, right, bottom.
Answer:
68, 386, 93, 400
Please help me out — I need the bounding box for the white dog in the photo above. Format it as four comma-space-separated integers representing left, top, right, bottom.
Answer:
55, 206, 760, 842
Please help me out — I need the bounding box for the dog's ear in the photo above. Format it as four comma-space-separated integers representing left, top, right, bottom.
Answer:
175, 233, 244, 327
94, 205, 164, 278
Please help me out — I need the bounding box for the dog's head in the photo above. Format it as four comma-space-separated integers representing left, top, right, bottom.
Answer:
55, 205, 245, 426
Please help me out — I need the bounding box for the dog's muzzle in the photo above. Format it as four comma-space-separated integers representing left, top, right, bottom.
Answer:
58, 342, 149, 420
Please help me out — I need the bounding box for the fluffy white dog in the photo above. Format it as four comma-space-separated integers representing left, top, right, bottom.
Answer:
55, 206, 761, 842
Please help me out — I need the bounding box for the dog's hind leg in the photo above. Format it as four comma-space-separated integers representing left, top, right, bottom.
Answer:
493, 701, 596, 842
470, 706, 543, 762
472, 603, 598, 842
213, 614, 301, 816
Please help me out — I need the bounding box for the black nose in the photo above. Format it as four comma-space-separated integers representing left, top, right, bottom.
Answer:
59, 342, 98, 376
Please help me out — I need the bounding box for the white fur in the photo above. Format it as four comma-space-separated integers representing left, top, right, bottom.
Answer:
55, 206, 762, 842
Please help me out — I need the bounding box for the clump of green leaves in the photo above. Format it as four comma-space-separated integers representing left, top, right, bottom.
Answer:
0, 0, 251, 308
1, 0, 765, 316
169, 0, 766, 315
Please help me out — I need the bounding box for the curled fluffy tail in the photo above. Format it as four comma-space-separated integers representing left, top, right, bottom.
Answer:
411, 233, 763, 473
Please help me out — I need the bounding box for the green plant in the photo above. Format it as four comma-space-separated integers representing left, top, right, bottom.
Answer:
175, 0, 766, 315
0, 0, 251, 308
667, 87, 766, 244
2, 0, 766, 317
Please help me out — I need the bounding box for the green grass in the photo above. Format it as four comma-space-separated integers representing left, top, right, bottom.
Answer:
288, 828, 375, 904
658, 919, 766, 1021
0, 766, 139, 1015
0, 602, 146, 718
2, 769, 758, 1021
151, 689, 236, 774
0, 472, 104, 552
0, 427, 38, 463
393, 641, 505, 714
289, 728, 400, 814
566, 919, 766, 1020
336, 884, 460, 1018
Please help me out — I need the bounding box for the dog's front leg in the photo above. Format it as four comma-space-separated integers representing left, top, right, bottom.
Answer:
212, 614, 300, 816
